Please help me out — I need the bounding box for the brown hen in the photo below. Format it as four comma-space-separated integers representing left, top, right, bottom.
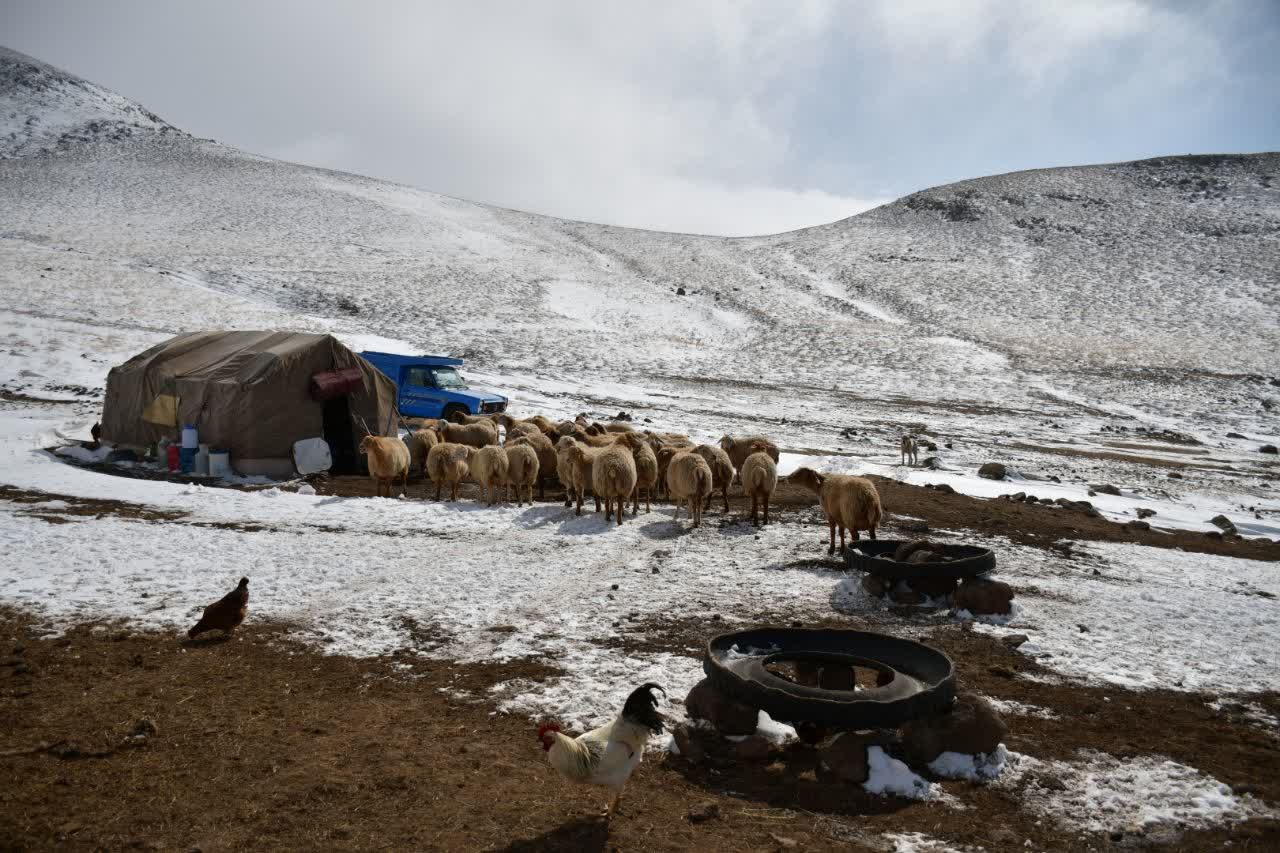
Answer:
188, 577, 249, 638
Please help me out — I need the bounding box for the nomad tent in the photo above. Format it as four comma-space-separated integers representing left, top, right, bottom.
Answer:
101, 330, 398, 476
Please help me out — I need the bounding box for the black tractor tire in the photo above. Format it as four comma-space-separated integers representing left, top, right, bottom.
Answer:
703, 628, 955, 728
846, 540, 996, 580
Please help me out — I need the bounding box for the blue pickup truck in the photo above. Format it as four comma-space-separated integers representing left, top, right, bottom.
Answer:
360, 351, 507, 421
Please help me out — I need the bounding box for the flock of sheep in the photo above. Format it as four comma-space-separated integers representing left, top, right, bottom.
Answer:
357, 411, 883, 548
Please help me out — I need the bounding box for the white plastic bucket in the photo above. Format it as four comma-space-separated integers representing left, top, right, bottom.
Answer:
195, 444, 210, 475
181, 425, 198, 449
208, 449, 231, 478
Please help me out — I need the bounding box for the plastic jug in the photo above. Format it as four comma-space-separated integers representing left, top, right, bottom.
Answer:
181, 424, 198, 449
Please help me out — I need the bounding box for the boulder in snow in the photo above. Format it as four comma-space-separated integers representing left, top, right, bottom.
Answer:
954, 577, 1014, 615
978, 462, 1007, 480
685, 678, 758, 736
901, 693, 1007, 766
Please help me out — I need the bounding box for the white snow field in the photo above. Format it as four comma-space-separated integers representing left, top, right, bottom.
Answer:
1, 46, 1278, 842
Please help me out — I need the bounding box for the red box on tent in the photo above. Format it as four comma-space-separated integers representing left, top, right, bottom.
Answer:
309, 367, 364, 400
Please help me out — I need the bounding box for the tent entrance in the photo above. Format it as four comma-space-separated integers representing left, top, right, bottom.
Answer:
323, 397, 359, 474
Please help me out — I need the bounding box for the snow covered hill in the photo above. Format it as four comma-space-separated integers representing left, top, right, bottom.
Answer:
1, 45, 1277, 456
0, 46, 183, 158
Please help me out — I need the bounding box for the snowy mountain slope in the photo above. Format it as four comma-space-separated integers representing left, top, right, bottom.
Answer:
0, 47, 183, 158
1, 45, 1277, 457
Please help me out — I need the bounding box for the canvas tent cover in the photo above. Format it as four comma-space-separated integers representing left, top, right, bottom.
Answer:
101, 330, 398, 463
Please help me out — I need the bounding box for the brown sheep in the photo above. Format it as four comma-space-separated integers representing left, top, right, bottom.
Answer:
469, 445, 509, 506
425, 442, 472, 501
435, 418, 498, 449
403, 428, 440, 475
655, 444, 686, 500
692, 444, 735, 513
447, 410, 499, 426
554, 435, 580, 508
561, 440, 605, 516
507, 432, 558, 500
604, 422, 634, 433
740, 450, 778, 527
592, 443, 638, 525
788, 467, 882, 554
719, 434, 780, 477
614, 433, 658, 514
667, 450, 713, 529
504, 442, 540, 506
359, 435, 410, 498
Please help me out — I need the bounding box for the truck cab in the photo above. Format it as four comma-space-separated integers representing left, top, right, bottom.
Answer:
359, 351, 507, 421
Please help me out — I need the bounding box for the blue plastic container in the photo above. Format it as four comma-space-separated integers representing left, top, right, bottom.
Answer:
179, 446, 198, 474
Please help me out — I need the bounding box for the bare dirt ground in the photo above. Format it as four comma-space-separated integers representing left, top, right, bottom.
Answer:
2, 609, 1278, 852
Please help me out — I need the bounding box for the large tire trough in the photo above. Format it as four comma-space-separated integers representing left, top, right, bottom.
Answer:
704, 628, 956, 729
846, 539, 995, 580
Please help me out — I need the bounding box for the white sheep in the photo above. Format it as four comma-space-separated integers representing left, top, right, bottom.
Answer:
667, 450, 713, 529
435, 418, 498, 449
358, 435, 410, 498
592, 443, 638, 525
504, 442, 540, 506
788, 467, 882, 554
425, 441, 472, 501
469, 445, 510, 506
740, 449, 778, 527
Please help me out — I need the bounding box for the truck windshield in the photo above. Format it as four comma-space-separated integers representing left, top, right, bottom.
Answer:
431, 367, 467, 389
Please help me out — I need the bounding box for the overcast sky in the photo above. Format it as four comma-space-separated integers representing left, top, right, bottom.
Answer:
4, 1, 1278, 235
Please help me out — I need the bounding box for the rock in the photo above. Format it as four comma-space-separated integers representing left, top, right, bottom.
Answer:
921, 456, 942, 470
1210, 514, 1238, 532
1136, 508, 1156, 519
954, 577, 1014, 615
901, 693, 1008, 765
687, 802, 720, 823
1168, 471, 1183, 479
908, 575, 959, 598
1261, 445, 1278, 455
819, 666, 855, 690
899, 519, 930, 533
1001, 633, 1030, 648
1124, 520, 1150, 532
675, 286, 687, 296
978, 462, 1007, 481
989, 665, 1015, 678
732, 735, 774, 762
1226, 432, 1246, 439
861, 574, 888, 597
130, 718, 158, 738
818, 731, 890, 783
1010, 492, 1026, 502
685, 678, 759, 736
672, 724, 707, 763
929, 483, 956, 494
1205, 530, 1223, 541
1089, 483, 1122, 496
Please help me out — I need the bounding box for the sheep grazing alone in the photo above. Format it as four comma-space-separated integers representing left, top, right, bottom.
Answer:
507, 432, 557, 500
561, 440, 605, 516
504, 442, 540, 506
693, 444, 735, 513
469, 445, 510, 506
404, 428, 439, 474
719, 433, 780, 472
667, 450, 713, 529
435, 418, 498, 449
740, 449, 778, 527
359, 435, 410, 498
615, 433, 658, 514
592, 443, 638, 525
426, 442, 472, 501
900, 434, 919, 466
788, 467, 882, 554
